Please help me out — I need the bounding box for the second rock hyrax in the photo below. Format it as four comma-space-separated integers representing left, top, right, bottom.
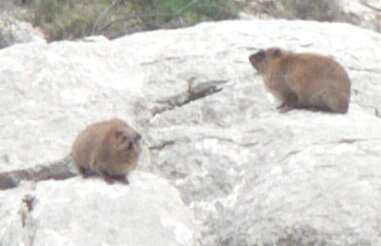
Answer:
249, 47, 351, 113
72, 118, 142, 184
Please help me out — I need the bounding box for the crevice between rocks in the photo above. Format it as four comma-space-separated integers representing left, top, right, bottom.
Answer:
151, 79, 228, 116
140, 55, 204, 66
0, 155, 77, 190
279, 137, 380, 162
148, 133, 260, 154
374, 108, 381, 118
347, 66, 381, 75
203, 135, 259, 148
359, 0, 381, 12
149, 140, 176, 151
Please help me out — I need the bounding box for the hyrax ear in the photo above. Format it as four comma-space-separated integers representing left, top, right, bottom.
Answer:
256, 49, 266, 59
271, 48, 281, 58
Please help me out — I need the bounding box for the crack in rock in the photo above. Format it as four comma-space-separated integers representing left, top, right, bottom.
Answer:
140, 55, 204, 66
359, 0, 381, 12
347, 66, 381, 74
149, 140, 176, 151
0, 155, 77, 190
375, 108, 381, 118
279, 137, 380, 163
152, 79, 228, 116
203, 135, 259, 147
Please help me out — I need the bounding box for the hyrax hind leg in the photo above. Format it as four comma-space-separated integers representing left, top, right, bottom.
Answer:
100, 173, 115, 185
322, 93, 349, 114
112, 174, 129, 185
93, 166, 115, 184
94, 165, 129, 185
77, 166, 87, 177
99, 172, 129, 185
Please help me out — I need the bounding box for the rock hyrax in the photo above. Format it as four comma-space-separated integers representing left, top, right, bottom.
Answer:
72, 118, 141, 184
249, 47, 351, 113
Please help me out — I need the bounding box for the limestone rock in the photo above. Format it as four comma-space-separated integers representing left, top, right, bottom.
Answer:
0, 13, 45, 49
0, 20, 381, 246
222, 112, 381, 245
341, 0, 381, 32
239, 0, 381, 33
0, 172, 196, 246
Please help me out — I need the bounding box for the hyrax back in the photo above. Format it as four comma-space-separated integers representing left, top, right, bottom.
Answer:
72, 118, 142, 184
249, 48, 351, 113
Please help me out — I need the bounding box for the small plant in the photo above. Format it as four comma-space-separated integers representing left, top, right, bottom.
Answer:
27, 0, 108, 40
277, 0, 343, 21
22, 0, 240, 41
129, 0, 240, 30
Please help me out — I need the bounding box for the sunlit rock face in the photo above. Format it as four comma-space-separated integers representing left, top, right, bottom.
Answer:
0, 13, 45, 49
1, 19, 381, 246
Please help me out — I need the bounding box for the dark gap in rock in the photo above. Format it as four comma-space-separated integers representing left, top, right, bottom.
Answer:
0, 155, 77, 190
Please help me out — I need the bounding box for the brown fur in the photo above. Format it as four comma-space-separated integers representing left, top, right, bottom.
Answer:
72, 118, 141, 184
249, 47, 351, 113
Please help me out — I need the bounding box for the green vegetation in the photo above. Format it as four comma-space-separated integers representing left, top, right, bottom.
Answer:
21, 0, 240, 41
277, 0, 343, 22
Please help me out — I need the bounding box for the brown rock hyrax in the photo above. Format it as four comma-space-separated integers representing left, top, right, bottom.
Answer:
72, 118, 142, 184
249, 48, 351, 113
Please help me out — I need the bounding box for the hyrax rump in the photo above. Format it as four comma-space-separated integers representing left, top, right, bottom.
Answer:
72, 118, 141, 184
249, 48, 351, 113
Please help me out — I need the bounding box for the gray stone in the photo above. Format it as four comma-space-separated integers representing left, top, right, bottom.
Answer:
239, 0, 381, 33
0, 19, 381, 245
0, 13, 45, 49
341, 0, 381, 32
0, 156, 76, 190
224, 112, 381, 245
0, 172, 195, 246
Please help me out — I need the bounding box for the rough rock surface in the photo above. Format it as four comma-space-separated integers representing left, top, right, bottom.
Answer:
0, 171, 195, 246
341, 0, 381, 32
239, 0, 381, 33
0, 13, 45, 49
0, 20, 381, 245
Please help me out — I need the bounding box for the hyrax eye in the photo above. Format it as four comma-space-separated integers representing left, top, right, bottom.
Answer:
257, 50, 265, 58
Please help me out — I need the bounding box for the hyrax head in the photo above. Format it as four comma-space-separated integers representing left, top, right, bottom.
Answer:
111, 123, 142, 162
248, 47, 282, 74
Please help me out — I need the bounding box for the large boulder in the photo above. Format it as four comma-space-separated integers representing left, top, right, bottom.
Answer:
239, 0, 381, 33
0, 171, 196, 246
0, 19, 381, 245
0, 13, 45, 49
341, 0, 381, 32
221, 112, 381, 245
